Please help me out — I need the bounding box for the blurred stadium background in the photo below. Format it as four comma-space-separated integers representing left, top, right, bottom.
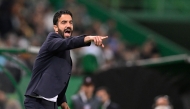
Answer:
0, 0, 190, 109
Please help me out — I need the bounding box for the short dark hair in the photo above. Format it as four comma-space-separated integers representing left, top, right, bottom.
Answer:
53, 10, 73, 25
83, 76, 94, 86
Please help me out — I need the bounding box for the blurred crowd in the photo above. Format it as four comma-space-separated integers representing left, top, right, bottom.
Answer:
71, 76, 121, 109
71, 76, 173, 109
0, 0, 160, 75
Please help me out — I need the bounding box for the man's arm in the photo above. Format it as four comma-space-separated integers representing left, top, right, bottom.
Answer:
47, 34, 90, 52
47, 33, 108, 52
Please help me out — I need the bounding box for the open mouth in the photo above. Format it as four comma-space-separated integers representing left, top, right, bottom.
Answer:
65, 30, 71, 34
64, 29, 71, 38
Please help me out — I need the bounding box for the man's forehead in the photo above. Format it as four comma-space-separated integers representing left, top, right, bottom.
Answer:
59, 14, 72, 21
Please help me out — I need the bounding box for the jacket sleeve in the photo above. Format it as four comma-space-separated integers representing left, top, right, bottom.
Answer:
47, 33, 91, 52
57, 81, 69, 106
57, 94, 67, 106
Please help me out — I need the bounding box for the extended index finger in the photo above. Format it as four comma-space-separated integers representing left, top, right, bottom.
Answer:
100, 36, 108, 40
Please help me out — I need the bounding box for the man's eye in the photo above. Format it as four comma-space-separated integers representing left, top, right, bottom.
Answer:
62, 21, 66, 24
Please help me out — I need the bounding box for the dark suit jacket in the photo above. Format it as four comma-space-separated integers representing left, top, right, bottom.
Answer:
25, 32, 90, 106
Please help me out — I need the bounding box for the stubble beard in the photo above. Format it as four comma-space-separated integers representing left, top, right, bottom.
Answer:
58, 28, 65, 38
58, 28, 73, 39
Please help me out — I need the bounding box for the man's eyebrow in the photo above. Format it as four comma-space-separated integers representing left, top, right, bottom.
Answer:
61, 20, 67, 22
61, 20, 73, 22
60, 20, 73, 23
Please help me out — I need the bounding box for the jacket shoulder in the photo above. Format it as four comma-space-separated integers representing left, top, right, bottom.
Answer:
47, 32, 61, 38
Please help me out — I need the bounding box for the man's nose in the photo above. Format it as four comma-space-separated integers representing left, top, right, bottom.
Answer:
66, 22, 71, 27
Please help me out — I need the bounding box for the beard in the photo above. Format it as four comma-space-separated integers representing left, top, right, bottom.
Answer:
58, 27, 73, 39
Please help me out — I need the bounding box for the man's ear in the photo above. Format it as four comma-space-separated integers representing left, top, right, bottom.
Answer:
53, 25, 58, 32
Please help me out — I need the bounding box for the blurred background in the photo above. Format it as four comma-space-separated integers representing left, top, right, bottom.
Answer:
0, 0, 190, 109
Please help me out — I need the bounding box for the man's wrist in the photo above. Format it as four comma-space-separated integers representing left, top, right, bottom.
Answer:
61, 102, 69, 109
61, 102, 66, 106
84, 36, 92, 43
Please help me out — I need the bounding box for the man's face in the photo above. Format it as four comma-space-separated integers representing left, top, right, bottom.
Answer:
83, 85, 94, 96
156, 97, 169, 106
154, 97, 172, 109
96, 90, 109, 103
54, 14, 73, 38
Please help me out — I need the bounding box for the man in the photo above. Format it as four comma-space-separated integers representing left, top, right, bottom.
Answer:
152, 95, 173, 109
24, 10, 108, 109
96, 87, 120, 109
71, 76, 101, 109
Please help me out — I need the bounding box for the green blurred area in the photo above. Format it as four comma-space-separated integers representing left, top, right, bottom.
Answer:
49, 0, 190, 56
77, 0, 190, 56
92, 0, 190, 14
84, 0, 190, 51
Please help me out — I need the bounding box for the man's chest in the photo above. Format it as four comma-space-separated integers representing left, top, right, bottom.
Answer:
54, 50, 72, 66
